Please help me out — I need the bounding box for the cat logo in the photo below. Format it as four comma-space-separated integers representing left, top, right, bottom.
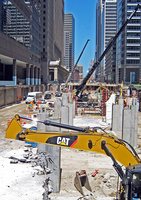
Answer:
57, 137, 70, 146
46, 135, 78, 147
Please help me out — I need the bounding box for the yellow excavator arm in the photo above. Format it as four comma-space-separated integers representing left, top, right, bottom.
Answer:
6, 114, 141, 168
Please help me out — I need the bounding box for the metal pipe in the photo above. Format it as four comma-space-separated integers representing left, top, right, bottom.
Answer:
19, 116, 87, 132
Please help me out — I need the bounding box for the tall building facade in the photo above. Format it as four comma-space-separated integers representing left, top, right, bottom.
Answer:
116, 0, 141, 84
76, 64, 83, 80
0, 0, 64, 86
40, 0, 64, 85
95, 0, 105, 82
0, 0, 41, 86
104, 0, 117, 83
64, 13, 75, 73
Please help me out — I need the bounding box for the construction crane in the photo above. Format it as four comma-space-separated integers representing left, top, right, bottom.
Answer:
76, 4, 141, 97
63, 39, 90, 90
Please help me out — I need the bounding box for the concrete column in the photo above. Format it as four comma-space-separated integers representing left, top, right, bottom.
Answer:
68, 103, 73, 126
122, 109, 131, 143
38, 67, 41, 85
54, 98, 61, 118
26, 64, 30, 85
37, 114, 61, 193
131, 104, 138, 147
37, 113, 49, 131
61, 106, 69, 131
62, 93, 68, 107
135, 103, 139, 146
54, 67, 58, 81
12, 59, 17, 85
30, 65, 34, 85
118, 99, 124, 131
35, 66, 38, 85
112, 104, 122, 131
72, 100, 76, 118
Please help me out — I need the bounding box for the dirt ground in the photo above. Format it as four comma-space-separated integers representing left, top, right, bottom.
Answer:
0, 102, 141, 200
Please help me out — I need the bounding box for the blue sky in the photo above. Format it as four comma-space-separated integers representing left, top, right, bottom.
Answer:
64, 0, 97, 76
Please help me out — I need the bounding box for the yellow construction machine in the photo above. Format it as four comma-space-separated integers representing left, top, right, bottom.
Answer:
5, 114, 141, 199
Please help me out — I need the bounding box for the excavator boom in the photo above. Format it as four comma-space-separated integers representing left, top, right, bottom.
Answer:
6, 115, 141, 168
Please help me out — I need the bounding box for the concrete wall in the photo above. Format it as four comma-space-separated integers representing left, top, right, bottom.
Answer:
0, 84, 45, 107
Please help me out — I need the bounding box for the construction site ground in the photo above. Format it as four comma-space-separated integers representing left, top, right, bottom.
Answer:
0, 101, 141, 200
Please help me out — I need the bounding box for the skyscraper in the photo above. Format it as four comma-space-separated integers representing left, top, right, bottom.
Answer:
95, 0, 105, 82
104, 0, 117, 83
64, 13, 75, 74
116, 0, 141, 84
40, 0, 64, 85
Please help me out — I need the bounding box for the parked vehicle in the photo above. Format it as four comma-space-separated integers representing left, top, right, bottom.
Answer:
55, 91, 62, 97
44, 93, 51, 99
37, 99, 46, 104
25, 92, 42, 104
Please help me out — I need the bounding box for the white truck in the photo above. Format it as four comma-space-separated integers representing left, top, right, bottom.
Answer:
25, 92, 42, 104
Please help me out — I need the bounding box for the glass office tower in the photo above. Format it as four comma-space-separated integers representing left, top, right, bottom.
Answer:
116, 0, 141, 84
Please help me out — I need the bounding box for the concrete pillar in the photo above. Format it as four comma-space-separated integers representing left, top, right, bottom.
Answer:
72, 100, 76, 118
38, 68, 41, 85
37, 113, 49, 131
135, 102, 139, 146
54, 98, 61, 118
61, 106, 69, 131
131, 104, 138, 147
26, 64, 30, 85
68, 103, 73, 126
112, 104, 123, 131
62, 93, 68, 107
118, 99, 124, 131
122, 109, 131, 143
37, 114, 61, 193
54, 67, 58, 81
12, 59, 17, 85
35, 66, 38, 85
30, 65, 34, 85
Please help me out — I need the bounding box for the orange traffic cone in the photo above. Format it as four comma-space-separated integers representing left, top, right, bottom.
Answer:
28, 113, 31, 118
23, 120, 26, 125
20, 118, 22, 124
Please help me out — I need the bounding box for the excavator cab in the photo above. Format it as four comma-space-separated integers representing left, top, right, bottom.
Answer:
132, 173, 141, 199
121, 164, 141, 200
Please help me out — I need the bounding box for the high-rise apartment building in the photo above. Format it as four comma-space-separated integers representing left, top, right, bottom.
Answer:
104, 0, 117, 83
116, 0, 141, 84
64, 13, 75, 73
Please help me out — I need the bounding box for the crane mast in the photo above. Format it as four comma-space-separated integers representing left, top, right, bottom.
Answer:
64, 39, 90, 89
